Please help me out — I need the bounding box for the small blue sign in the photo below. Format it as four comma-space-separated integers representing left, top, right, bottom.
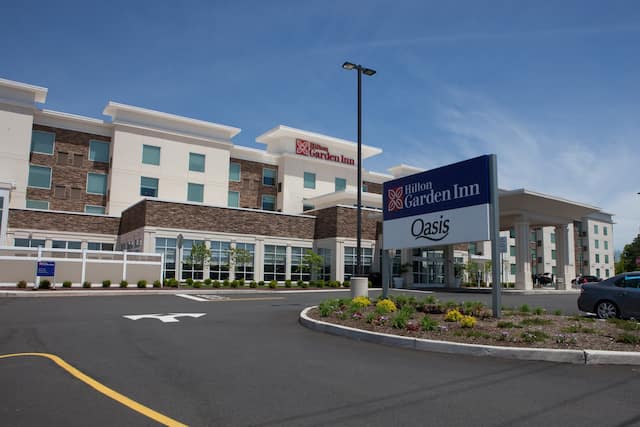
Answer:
383, 155, 491, 221
37, 261, 55, 277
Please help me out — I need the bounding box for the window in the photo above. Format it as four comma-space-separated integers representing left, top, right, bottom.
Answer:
303, 202, 315, 212
509, 245, 516, 257
181, 239, 204, 280
510, 264, 517, 275
362, 183, 368, 193
595, 253, 600, 263
85, 205, 106, 214
142, 145, 161, 165
89, 140, 110, 163
317, 248, 332, 282
28, 165, 51, 189
263, 168, 276, 186
228, 191, 239, 208
88, 242, 114, 251
229, 162, 241, 182
335, 177, 346, 192
291, 247, 311, 282
26, 200, 49, 210
509, 228, 516, 238
605, 254, 609, 264
187, 183, 204, 203
262, 195, 276, 211
209, 241, 230, 280
31, 130, 55, 154
87, 173, 107, 195
155, 238, 177, 279
140, 177, 158, 197
189, 153, 205, 172
264, 245, 286, 281
551, 249, 557, 260
468, 242, 477, 255
550, 233, 556, 244
594, 224, 599, 234
605, 269, 610, 278
552, 266, 557, 275
303, 172, 315, 189
603, 226, 608, 236
604, 241, 609, 250
234, 242, 255, 280
344, 247, 373, 281
14, 238, 45, 248
596, 268, 600, 277
52, 240, 81, 250
594, 239, 599, 249
530, 230, 536, 241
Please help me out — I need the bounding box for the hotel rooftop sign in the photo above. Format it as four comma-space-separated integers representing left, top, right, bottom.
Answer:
295, 138, 355, 166
382, 155, 492, 249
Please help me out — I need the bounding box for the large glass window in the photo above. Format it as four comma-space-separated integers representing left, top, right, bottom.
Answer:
263, 168, 276, 186
317, 248, 332, 282
189, 153, 205, 172
291, 247, 311, 282
229, 162, 241, 182
52, 240, 81, 250
411, 249, 445, 285
209, 241, 230, 280
303, 172, 315, 189
26, 199, 49, 210
156, 238, 177, 279
234, 242, 255, 280
14, 238, 45, 248
344, 247, 373, 281
85, 205, 106, 214
140, 177, 159, 197
142, 145, 161, 165
28, 165, 51, 189
551, 249, 557, 260
264, 244, 286, 281
228, 191, 240, 208
187, 183, 204, 203
88, 242, 114, 251
87, 173, 107, 195
182, 239, 204, 280
89, 140, 109, 163
262, 195, 276, 211
335, 178, 346, 192
31, 130, 55, 155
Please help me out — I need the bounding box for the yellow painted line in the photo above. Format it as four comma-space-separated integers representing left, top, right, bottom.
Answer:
0, 353, 187, 427
210, 297, 286, 302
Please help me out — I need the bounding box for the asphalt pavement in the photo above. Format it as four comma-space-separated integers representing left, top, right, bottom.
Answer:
1, 290, 639, 426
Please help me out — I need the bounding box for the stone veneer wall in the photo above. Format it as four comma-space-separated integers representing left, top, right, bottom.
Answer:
9, 209, 120, 235
228, 158, 278, 209
120, 200, 314, 239
312, 206, 381, 240
363, 181, 382, 195
27, 124, 111, 212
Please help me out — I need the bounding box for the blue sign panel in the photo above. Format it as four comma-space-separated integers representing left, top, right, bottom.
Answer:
383, 155, 490, 221
37, 261, 55, 276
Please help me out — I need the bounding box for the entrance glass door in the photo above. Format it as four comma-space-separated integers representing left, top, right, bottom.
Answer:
412, 248, 445, 285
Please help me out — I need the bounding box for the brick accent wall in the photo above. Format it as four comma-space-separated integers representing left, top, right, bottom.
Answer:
27, 124, 111, 212
312, 206, 381, 240
228, 158, 278, 209
120, 200, 315, 239
363, 181, 382, 195
9, 209, 120, 235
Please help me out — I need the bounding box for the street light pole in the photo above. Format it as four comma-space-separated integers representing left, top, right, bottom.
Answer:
342, 61, 376, 280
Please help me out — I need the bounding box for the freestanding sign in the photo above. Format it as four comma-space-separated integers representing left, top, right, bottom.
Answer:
37, 261, 55, 277
383, 155, 491, 249
382, 154, 501, 317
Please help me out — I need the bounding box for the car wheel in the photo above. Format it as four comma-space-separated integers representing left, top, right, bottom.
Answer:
595, 301, 619, 319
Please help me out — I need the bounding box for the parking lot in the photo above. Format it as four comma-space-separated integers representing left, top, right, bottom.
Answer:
1, 290, 639, 426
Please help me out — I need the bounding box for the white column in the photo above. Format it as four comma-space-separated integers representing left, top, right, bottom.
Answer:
229, 241, 236, 281
254, 239, 264, 282
515, 221, 533, 290
0, 184, 14, 246
555, 224, 573, 290
444, 245, 457, 288
285, 244, 292, 281
335, 240, 345, 283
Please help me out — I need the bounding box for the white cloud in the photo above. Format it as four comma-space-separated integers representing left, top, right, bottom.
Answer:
406, 87, 639, 251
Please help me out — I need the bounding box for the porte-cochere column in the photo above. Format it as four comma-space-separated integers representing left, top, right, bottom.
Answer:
515, 221, 533, 290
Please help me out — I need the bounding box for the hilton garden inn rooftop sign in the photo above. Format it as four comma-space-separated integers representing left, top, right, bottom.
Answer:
382, 155, 492, 249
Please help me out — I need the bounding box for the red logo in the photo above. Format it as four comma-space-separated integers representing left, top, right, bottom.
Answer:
296, 139, 310, 156
388, 187, 403, 211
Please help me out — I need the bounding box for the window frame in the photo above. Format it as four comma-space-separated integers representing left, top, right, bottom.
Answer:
88, 140, 110, 163
335, 177, 346, 192
262, 168, 276, 186
261, 194, 276, 211
187, 182, 204, 203
140, 176, 159, 197
86, 172, 107, 195
26, 199, 49, 210
142, 144, 161, 166
28, 165, 52, 189
30, 130, 55, 155
229, 162, 241, 182
85, 205, 106, 214
189, 152, 205, 173
228, 190, 240, 208
303, 172, 316, 189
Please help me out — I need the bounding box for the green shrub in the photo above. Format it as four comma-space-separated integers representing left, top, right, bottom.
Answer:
238, 279, 245, 287
520, 317, 553, 326
519, 304, 531, 314
497, 321, 520, 329
368, 280, 373, 288
204, 278, 212, 286
316, 280, 325, 288
607, 318, 640, 331
391, 311, 411, 329
297, 280, 304, 287
533, 307, 546, 315
137, 280, 147, 288
520, 330, 549, 343
421, 315, 439, 331
39, 279, 51, 289
62, 280, 72, 288
170, 278, 179, 287
119, 280, 128, 288
299, 281, 309, 288
185, 278, 194, 286
82, 281, 91, 288
193, 281, 202, 288
285, 280, 292, 288
616, 333, 640, 345
268, 280, 277, 289
562, 324, 595, 334
249, 281, 257, 288
17, 280, 27, 289
258, 280, 265, 287
342, 281, 350, 288
102, 279, 111, 288
230, 280, 239, 288
553, 309, 563, 316
319, 299, 340, 317
212, 280, 221, 288
223, 279, 230, 287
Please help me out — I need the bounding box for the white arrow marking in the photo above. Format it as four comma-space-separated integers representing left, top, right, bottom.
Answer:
175, 294, 209, 302
123, 313, 206, 323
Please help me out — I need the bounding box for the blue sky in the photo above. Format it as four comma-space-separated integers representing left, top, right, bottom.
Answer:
1, 0, 639, 250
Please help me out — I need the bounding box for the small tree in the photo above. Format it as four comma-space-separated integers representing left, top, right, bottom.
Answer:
466, 260, 479, 285
187, 242, 211, 272
229, 247, 252, 279
619, 235, 640, 273
303, 249, 324, 280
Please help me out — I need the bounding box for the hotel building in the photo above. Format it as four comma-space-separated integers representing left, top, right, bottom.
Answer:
0, 77, 615, 289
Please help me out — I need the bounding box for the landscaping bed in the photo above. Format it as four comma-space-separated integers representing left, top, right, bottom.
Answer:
308, 295, 640, 352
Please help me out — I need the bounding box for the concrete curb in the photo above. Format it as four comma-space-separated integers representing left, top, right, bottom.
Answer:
0, 288, 355, 298
299, 306, 640, 366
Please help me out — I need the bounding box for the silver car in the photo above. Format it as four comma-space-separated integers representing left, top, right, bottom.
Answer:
577, 271, 640, 319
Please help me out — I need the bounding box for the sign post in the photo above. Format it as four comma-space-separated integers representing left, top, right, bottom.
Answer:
489, 155, 501, 317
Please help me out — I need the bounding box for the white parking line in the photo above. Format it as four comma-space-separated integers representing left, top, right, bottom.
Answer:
175, 294, 209, 302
